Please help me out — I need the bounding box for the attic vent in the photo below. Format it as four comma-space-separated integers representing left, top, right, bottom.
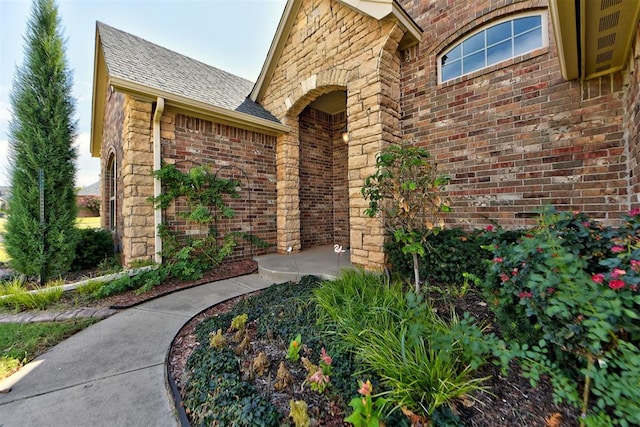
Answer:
600, 0, 622, 10
596, 50, 613, 63
599, 11, 620, 31
597, 33, 616, 49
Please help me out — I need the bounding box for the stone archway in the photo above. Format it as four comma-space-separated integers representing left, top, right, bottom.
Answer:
258, 0, 411, 270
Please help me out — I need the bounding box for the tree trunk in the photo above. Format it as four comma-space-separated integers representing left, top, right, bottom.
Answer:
412, 252, 420, 293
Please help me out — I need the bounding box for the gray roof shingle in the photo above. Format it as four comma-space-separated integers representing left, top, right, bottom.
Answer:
97, 22, 280, 123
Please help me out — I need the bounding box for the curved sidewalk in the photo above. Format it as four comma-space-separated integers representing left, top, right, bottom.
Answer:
0, 273, 275, 427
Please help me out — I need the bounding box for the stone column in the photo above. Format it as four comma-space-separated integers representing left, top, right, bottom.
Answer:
120, 97, 156, 265
347, 25, 404, 270
276, 116, 301, 253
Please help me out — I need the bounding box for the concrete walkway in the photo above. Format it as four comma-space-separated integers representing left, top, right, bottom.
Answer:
0, 273, 275, 427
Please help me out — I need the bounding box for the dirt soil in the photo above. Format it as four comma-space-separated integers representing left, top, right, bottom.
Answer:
60, 259, 258, 310
168, 281, 581, 427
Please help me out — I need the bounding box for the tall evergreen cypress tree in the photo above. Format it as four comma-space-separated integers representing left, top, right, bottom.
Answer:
6, 0, 78, 281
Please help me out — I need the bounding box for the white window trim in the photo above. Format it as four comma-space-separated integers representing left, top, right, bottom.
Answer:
437, 11, 549, 84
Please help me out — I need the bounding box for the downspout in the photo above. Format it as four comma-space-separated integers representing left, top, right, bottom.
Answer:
153, 97, 165, 264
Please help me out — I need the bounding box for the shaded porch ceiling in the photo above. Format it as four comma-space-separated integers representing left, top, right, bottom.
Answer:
550, 0, 640, 80
308, 91, 347, 115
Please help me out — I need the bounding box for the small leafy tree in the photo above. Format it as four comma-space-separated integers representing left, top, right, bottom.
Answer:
362, 143, 450, 292
5, 0, 78, 281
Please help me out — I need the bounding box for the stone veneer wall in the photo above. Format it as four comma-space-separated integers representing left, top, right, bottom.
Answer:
258, 0, 408, 268
399, 0, 630, 228
120, 97, 155, 264
162, 113, 277, 260
100, 88, 125, 254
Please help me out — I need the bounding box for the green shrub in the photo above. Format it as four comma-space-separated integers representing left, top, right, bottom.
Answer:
92, 267, 168, 299
314, 270, 498, 420
71, 228, 114, 271
482, 207, 640, 425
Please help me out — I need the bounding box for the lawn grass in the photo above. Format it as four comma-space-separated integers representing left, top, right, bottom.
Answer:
0, 319, 97, 380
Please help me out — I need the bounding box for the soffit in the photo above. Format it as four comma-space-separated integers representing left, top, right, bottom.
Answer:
550, 0, 640, 80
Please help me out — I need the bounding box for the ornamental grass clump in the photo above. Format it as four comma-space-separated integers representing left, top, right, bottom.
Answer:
482, 207, 640, 426
314, 270, 497, 421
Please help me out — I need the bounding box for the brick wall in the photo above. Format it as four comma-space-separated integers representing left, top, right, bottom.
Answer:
300, 107, 334, 247
298, 107, 349, 248
398, 0, 630, 228
332, 111, 349, 247
626, 26, 640, 208
163, 113, 277, 260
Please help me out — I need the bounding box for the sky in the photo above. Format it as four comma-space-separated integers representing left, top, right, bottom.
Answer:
0, 0, 288, 188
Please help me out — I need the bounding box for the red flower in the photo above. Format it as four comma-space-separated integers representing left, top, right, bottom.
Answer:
630, 208, 640, 216
609, 280, 625, 290
631, 284, 638, 291
536, 247, 543, 253
493, 257, 504, 263
519, 291, 533, 299
500, 273, 510, 282
485, 225, 494, 232
631, 260, 640, 271
547, 287, 555, 294
611, 246, 625, 253
592, 273, 605, 284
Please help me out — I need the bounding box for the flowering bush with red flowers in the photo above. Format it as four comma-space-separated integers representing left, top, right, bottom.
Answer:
482, 207, 640, 426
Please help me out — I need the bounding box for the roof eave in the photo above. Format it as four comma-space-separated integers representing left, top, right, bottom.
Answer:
110, 77, 289, 135
250, 0, 302, 103
549, 0, 640, 81
90, 25, 108, 158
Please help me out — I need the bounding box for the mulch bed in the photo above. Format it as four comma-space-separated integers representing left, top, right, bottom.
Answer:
55, 259, 258, 311
168, 280, 582, 427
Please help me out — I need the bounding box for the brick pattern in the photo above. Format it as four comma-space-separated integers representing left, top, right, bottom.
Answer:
259, 0, 408, 268
164, 113, 277, 260
332, 111, 349, 246
298, 107, 349, 248
626, 25, 640, 208
399, 0, 629, 228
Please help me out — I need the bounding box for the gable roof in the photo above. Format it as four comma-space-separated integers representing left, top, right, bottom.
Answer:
91, 22, 287, 157
250, 0, 422, 103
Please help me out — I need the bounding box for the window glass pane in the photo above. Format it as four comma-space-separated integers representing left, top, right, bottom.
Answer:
487, 40, 512, 65
462, 32, 484, 55
514, 27, 542, 56
487, 21, 511, 46
514, 16, 541, 35
463, 51, 485, 74
442, 60, 461, 81
443, 44, 461, 63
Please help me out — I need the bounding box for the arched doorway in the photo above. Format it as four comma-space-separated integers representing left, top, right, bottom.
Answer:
298, 90, 349, 250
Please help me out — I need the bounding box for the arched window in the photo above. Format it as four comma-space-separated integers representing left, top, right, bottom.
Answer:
106, 154, 116, 231
439, 12, 547, 83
